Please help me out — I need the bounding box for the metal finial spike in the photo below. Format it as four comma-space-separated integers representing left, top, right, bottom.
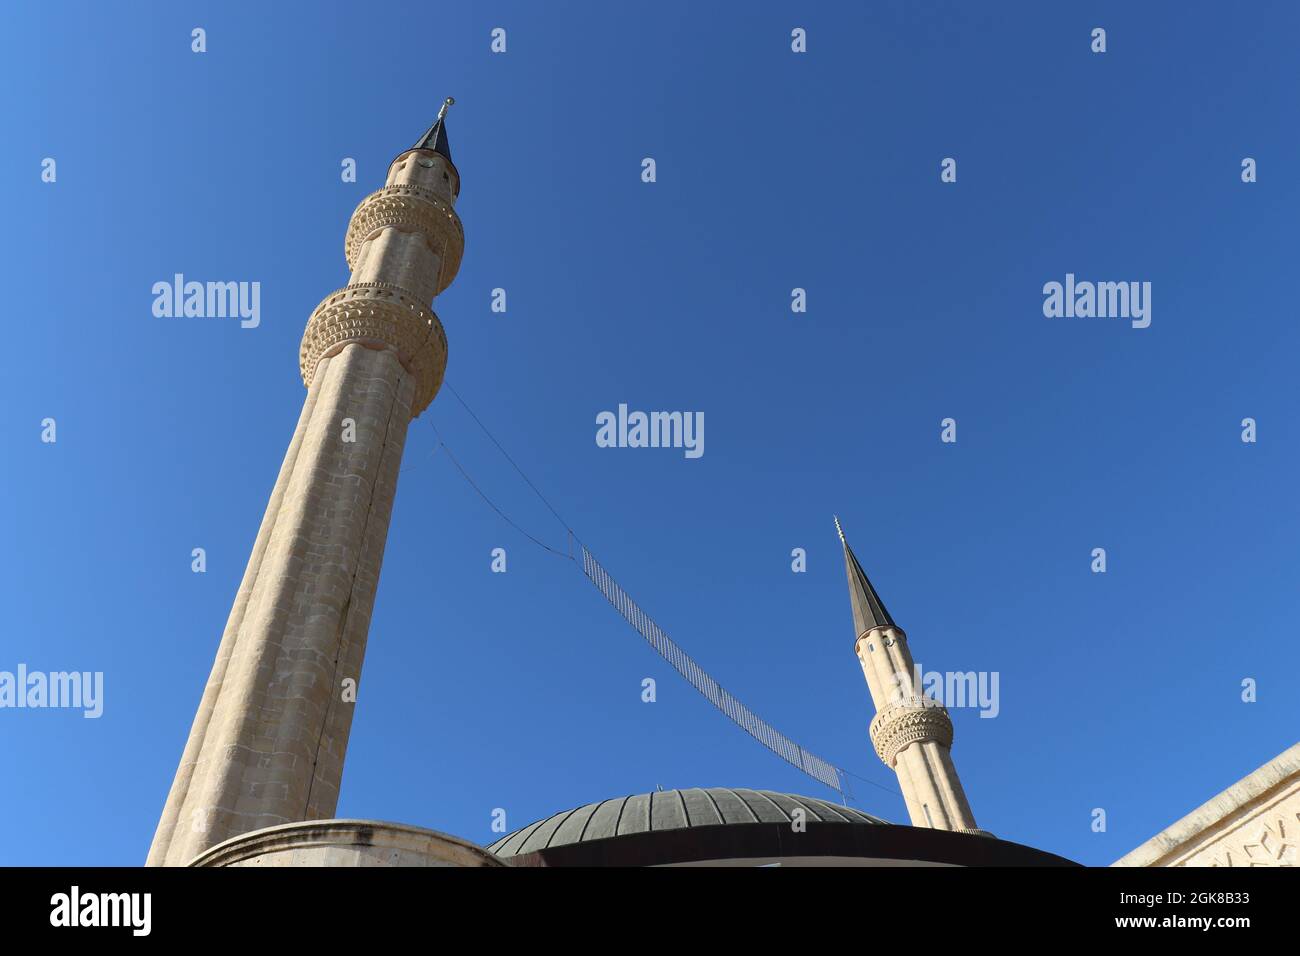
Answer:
437, 97, 454, 121
834, 515, 846, 544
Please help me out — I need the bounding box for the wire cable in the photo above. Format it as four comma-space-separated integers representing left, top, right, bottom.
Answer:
425, 384, 903, 806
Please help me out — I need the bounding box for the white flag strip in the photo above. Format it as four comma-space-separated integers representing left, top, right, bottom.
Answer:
580, 544, 846, 796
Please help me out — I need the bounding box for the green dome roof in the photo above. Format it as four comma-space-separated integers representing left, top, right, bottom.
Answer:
488, 788, 887, 858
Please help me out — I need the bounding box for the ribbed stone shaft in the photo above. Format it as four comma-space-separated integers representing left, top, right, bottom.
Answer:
148, 348, 414, 865
839, 524, 985, 835
148, 115, 463, 866
859, 626, 978, 833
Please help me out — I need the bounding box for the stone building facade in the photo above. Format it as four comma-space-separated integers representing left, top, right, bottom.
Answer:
1114, 744, 1300, 868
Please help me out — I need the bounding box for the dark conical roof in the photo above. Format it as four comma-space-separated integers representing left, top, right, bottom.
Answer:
413, 116, 452, 161
835, 517, 896, 637
413, 98, 454, 161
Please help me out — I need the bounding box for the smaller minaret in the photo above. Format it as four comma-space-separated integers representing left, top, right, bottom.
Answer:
835, 517, 988, 835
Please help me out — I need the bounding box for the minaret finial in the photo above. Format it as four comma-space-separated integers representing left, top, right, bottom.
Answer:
412, 100, 455, 161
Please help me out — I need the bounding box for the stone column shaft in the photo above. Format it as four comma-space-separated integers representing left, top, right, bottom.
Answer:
856, 624, 984, 835
148, 346, 415, 865
149, 115, 463, 865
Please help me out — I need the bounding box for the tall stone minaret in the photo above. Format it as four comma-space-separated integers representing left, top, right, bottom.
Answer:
148, 102, 465, 866
835, 517, 988, 835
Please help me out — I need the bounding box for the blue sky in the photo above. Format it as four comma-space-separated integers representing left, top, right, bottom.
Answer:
4, 1, 1298, 867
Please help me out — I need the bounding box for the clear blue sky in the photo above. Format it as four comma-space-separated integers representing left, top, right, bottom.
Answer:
4, 1, 1297, 867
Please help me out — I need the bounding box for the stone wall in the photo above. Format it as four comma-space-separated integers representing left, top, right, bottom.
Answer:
1114, 742, 1300, 867
190, 819, 506, 868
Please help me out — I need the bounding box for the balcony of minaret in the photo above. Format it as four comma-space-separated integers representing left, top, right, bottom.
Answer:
301, 141, 464, 420
344, 151, 464, 306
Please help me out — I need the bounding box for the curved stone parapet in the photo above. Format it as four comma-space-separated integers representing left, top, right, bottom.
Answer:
345, 183, 464, 294
869, 696, 954, 767
300, 282, 447, 417
189, 819, 507, 868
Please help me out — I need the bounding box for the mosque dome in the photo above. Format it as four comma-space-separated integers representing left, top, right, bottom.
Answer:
487, 787, 1078, 867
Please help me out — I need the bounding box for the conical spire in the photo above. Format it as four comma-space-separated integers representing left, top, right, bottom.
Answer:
834, 516, 896, 637
413, 97, 454, 161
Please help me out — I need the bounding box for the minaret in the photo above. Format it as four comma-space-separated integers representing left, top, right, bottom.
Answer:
147, 102, 465, 866
835, 517, 987, 835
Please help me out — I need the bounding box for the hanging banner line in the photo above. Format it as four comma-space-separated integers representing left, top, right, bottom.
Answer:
580, 544, 848, 798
